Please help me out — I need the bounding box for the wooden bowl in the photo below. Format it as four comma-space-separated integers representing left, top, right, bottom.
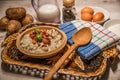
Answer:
16, 26, 67, 58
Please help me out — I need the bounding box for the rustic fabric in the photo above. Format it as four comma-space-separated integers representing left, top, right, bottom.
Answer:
59, 20, 120, 60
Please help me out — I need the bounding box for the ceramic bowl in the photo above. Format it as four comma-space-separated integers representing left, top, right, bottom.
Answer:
77, 6, 110, 24
103, 19, 120, 51
16, 26, 67, 58
103, 19, 120, 37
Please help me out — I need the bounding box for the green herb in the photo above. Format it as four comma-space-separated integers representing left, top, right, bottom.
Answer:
36, 34, 42, 41
34, 28, 39, 34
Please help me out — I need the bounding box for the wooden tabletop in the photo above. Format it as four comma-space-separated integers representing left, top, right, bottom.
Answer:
0, 0, 120, 80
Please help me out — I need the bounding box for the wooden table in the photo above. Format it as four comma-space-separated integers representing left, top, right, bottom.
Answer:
0, 0, 120, 80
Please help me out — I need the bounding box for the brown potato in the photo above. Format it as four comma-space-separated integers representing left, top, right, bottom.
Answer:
7, 20, 21, 35
6, 7, 26, 20
21, 14, 34, 26
0, 16, 9, 30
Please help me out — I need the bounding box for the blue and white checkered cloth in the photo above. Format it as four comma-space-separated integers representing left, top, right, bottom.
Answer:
59, 20, 120, 60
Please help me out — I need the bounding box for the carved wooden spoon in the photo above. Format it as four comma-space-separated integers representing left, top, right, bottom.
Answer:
44, 27, 92, 80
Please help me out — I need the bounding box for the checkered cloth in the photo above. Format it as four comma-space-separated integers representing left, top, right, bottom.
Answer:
59, 20, 120, 60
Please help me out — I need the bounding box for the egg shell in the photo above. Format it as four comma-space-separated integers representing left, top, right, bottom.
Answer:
93, 12, 104, 22
81, 7, 94, 15
81, 13, 93, 21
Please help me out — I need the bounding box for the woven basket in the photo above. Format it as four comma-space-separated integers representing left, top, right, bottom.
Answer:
1, 22, 118, 80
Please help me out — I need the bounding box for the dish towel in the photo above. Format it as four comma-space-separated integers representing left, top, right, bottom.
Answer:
59, 20, 120, 60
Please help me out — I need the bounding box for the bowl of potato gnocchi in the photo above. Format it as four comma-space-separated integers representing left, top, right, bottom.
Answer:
16, 26, 67, 58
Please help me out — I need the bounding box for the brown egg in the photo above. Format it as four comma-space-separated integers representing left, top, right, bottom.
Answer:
93, 12, 104, 22
81, 7, 94, 15
81, 13, 93, 21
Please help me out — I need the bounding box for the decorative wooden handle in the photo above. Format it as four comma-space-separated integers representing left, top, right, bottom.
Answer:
44, 44, 78, 80
60, 50, 75, 68
1, 33, 19, 47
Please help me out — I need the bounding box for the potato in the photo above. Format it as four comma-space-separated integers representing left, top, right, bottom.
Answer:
6, 7, 26, 20
0, 16, 9, 30
7, 20, 21, 35
21, 14, 34, 26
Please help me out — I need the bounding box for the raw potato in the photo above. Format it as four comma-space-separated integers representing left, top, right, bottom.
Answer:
21, 14, 34, 26
6, 7, 26, 20
0, 16, 9, 30
7, 20, 21, 34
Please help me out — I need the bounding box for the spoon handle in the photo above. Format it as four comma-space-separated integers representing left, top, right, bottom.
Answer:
44, 44, 78, 80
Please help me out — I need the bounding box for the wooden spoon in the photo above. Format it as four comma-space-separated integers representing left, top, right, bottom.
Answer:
44, 27, 92, 80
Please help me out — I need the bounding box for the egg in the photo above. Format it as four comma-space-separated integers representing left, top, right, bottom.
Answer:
81, 13, 93, 21
93, 12, 104, 22
81, 7, 94, 15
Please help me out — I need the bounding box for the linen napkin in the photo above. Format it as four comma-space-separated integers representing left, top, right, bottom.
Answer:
59, 20, 120, 60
